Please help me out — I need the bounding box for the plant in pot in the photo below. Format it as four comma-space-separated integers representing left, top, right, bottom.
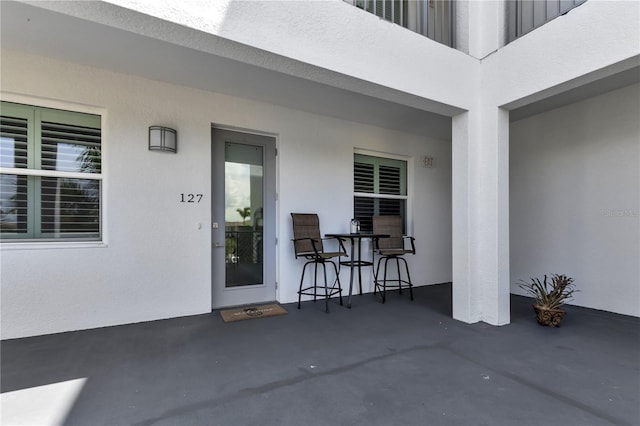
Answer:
518, 274, 577, 327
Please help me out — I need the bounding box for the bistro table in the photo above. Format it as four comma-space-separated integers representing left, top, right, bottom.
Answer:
325, 232, 389, 308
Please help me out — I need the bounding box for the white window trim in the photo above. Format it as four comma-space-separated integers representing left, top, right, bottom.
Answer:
0, 92, 109, 249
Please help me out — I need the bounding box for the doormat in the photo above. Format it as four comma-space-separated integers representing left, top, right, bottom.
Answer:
220, 303, 288, 323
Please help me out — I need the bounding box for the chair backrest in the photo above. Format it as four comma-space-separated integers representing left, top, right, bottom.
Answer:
291, 213, 324, 255
373, 215, 404, 250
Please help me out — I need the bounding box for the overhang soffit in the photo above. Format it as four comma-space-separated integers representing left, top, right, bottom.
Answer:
18, 0, 472, 115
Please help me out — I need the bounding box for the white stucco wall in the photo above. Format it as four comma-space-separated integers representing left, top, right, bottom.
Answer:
510, 84, 640, 317
0, 49, 453, 339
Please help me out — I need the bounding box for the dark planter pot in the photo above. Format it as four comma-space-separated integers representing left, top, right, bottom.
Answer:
533, 304, 566, 327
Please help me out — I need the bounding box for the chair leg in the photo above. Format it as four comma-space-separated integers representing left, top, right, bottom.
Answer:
395, 257, 402, 294
322, 261, 330, 313
298, 261, 310, 309
400, 257, 414, 301
374, 257, 382, 296
313, 262, 319, 302
382, 257, 392, 304
330, 260, 343, 306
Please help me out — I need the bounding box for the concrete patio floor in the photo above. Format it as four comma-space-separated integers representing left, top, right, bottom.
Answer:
2, 283, 639, 426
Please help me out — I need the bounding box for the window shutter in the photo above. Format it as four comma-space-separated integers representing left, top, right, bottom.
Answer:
354, 161, 374, 193
40, 177, 100, 236
354, 196, 375, 231
379, 165, 401, 195
0, 174, 28, 234
41, 121, 101, 173
0, 114, 29, 234
0, 115, 29, 168
379, 198, 403, 216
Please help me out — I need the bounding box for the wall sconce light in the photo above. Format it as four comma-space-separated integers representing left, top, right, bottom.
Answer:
149, 126, 177, 153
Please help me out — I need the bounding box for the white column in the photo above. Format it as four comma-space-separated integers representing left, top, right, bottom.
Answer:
474, 104, 510, 326
452, 106, 510, 325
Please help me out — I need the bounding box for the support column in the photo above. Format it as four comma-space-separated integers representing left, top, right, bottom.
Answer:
452, 106, 510, 325
452, 112, 478, 323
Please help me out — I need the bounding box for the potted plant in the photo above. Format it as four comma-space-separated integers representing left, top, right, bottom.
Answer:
518, 274, 577, 327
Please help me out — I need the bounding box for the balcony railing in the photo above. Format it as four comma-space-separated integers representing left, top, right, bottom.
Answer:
225, 228, 262, 264
344, 0, 455, 47
507, 0, 587, 42
345, 0, 589, 49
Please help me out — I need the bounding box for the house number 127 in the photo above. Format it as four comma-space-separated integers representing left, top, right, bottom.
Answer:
180, 193, 203, 203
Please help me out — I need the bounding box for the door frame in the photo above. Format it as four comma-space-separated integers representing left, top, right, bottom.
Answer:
211, 125, 278, 309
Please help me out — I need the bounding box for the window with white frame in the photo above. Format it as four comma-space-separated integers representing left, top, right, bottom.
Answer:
0, 101, 102, 241
353, 153, 407, 233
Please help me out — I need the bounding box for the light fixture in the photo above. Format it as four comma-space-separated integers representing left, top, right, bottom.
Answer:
149, 126, 177, 153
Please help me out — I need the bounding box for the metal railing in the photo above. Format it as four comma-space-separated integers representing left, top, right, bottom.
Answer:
507, 0, 587, 42
344, 0, 455, 47
345, 0, 588, 49
225, 228, 262, 264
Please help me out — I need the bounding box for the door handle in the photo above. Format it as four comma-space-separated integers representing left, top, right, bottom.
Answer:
213, 243, 225, 248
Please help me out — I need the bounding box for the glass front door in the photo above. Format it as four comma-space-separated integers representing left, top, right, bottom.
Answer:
224, 142, 264, 287
211, 128, 276, 309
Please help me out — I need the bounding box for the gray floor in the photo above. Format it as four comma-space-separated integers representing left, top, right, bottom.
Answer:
2, 283, 639, 426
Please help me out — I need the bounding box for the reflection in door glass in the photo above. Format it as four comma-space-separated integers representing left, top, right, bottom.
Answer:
225, 143, 264, 287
